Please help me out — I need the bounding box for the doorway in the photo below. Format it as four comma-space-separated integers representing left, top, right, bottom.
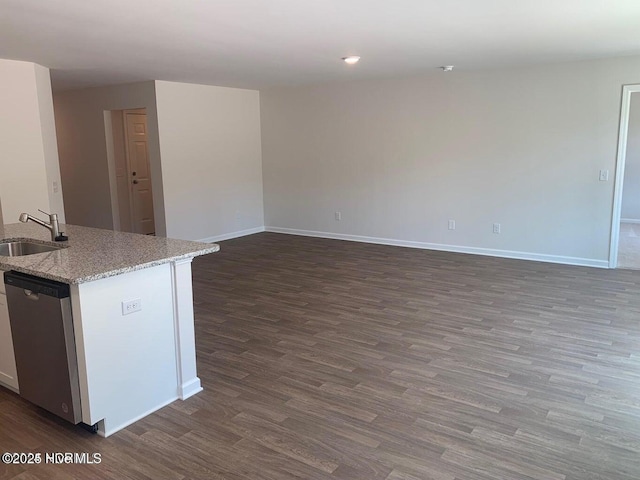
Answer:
610, 85, 640, 268
105, 108, 156, 235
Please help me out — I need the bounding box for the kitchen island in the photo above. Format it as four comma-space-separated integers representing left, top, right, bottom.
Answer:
0, 222, 219, 436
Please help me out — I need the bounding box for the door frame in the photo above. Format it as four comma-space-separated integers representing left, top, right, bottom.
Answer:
123, 109, 150, 234
609, 84, 640, 268
104, 108, 150, 233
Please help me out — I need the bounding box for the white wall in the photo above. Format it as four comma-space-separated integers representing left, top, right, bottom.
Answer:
155, 81, 264, 241
54, 82, 166, 234
621, 93, 640, 222
55, 80, 264, 241
261, 56, 640, 266
0, 59, 65, 223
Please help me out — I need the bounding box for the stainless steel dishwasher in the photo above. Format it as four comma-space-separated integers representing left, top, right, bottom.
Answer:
4, 271, 82, 424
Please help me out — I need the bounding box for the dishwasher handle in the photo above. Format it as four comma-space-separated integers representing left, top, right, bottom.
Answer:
4, 271, 69, 298
23, 289, 40, 301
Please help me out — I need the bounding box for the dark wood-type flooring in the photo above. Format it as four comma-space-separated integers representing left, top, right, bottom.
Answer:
2, 232, 640, 479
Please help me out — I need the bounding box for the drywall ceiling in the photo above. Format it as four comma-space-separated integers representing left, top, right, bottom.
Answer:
2, 0, 640, 91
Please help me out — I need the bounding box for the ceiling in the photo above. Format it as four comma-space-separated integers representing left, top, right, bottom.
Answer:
2, 0, 640, 92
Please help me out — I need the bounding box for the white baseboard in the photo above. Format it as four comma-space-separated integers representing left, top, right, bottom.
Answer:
0, 374, 19, 393
179, 378, 203, 400
99, 395, 179, 437
197, 226, 265, 243
265, 226, 609, 269
621, 218, 640, 224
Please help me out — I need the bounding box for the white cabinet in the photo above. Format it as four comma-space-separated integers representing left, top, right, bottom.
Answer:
0, 281, 19, 391
70, 260, 201, 436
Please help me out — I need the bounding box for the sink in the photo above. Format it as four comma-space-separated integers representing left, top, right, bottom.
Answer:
0, 240, 65, 257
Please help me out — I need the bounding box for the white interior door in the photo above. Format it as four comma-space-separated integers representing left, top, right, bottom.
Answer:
125, 111, 155, 235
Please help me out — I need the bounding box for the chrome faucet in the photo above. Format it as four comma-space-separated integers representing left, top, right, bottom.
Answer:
19, 210, 67, 242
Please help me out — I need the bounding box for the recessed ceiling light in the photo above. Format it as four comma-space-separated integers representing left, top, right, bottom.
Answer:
440, 65, 454, 72
342, 56, 361, 65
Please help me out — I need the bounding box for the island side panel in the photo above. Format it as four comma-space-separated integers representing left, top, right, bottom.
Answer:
171, 258, 203, 399
0, 279, 19, 391
71, 263, 179, 436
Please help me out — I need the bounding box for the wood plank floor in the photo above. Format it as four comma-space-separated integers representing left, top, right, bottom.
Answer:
618, 222, 640, 270
2, 232, 640, 479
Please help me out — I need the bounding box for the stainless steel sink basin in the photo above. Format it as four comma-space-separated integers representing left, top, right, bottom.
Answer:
0, 240, 65, 257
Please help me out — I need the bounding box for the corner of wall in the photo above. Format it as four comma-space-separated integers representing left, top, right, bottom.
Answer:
52, 80, 165, 232
147, 81, 167, 238
33, 63, 66, 222
153, 80, 264, 240
0, 59, 53, 222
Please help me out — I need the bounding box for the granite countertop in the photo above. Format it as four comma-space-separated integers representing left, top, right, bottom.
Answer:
0, 223, 219, 284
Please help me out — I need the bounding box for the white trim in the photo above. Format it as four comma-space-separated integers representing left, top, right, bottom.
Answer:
0, 373, 18, 393
266, 226, 608, 269
99, 395, 179, 437
70, 283, 94, 426
610, 84, 640, 268
170, 259, 184, 397
197, 226, 265, 243
170, 258, 203, 400
620, 218, 640, 224
179, 378, 203, 400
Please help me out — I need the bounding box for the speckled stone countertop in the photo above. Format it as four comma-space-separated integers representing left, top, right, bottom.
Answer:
0, 223, 219, 284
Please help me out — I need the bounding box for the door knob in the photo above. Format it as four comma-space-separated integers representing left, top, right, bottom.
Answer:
133, 180, 139, 185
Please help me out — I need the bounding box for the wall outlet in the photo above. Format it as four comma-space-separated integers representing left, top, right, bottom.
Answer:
335, 211, 341, 221
448, 219, 455, 230
52, 181, 59, 193
493, 223, 501, 234
599, 169, 609, 181
122, 298, 142, 315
